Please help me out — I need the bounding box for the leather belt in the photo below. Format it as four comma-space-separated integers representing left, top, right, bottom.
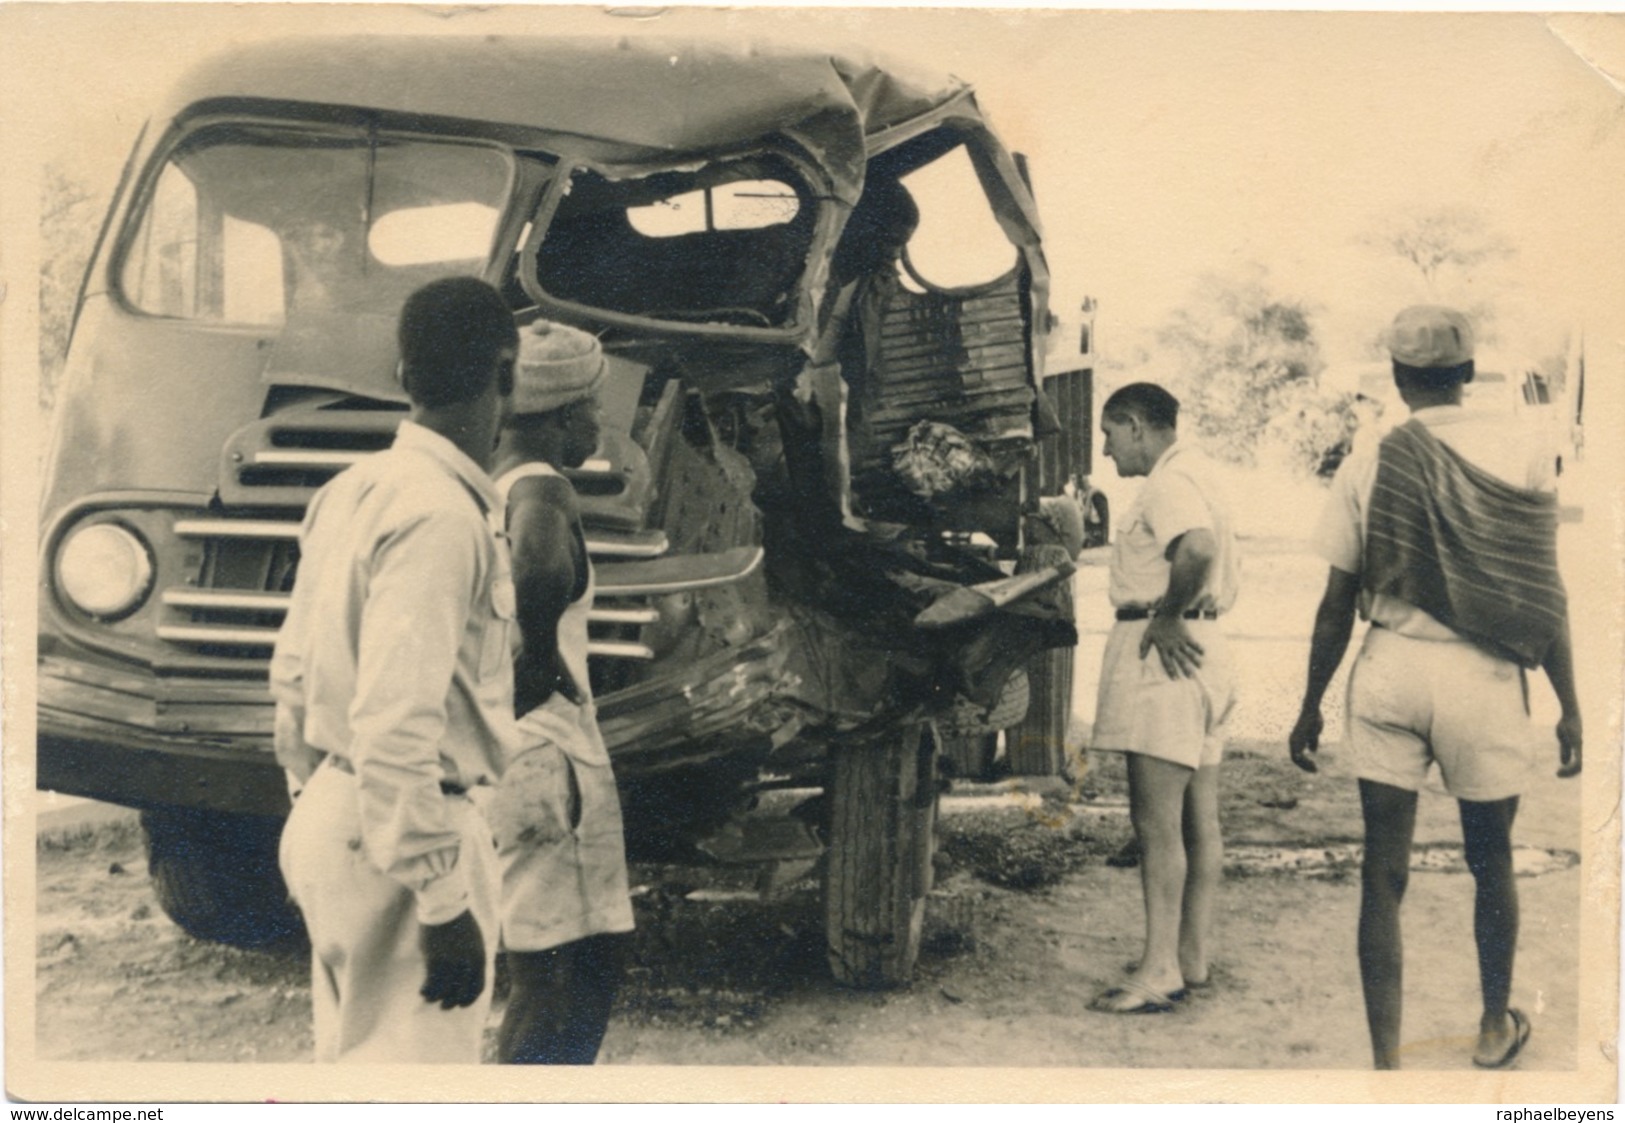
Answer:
1115, 607, 1220, 622
325, 755, 469, 797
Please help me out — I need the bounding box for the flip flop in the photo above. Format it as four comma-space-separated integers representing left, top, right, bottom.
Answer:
1172, 979, 1209, 1002
1124, 962, 1212, 998
1472, 1008, 1531, 1069
1089, 978, 1182, 1014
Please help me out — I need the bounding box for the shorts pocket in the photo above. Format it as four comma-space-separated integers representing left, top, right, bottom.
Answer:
488, 743, 577, 853
1348, 642, 1410, 726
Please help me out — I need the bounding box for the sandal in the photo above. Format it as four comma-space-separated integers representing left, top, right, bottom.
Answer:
1089, 978, 1182, 1014
1472, 1008, 1531, 1069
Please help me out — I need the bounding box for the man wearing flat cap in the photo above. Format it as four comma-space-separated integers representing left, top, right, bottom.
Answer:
486, 320, 635, 1064
1289, 305, 1581, 1070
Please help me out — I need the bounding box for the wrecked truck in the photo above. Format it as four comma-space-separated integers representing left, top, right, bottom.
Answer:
37, 36, 1104, 987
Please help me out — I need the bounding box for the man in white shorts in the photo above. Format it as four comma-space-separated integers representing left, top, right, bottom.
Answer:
488, 320, 635, 1063
1289, 305, 1582, 1070
1088, 382, 1239, 1014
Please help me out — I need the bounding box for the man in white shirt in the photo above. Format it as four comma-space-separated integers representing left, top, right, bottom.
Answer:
1290, 305, 1581, 1070
271, 277, 520, 1062
1088, 382, 1240, 1014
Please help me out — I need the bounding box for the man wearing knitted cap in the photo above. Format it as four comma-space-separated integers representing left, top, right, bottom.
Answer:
487, 319, 635, 1064
1289, 305, 1582, 1070
272, 276, 519, 1062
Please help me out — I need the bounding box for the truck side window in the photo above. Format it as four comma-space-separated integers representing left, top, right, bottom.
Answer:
122, 163, 199, 318
122, 156, 286, 324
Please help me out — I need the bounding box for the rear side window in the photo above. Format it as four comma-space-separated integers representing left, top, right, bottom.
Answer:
627, 180, 801, 236
897, 143, 1017, 293
119, 124, 511, 324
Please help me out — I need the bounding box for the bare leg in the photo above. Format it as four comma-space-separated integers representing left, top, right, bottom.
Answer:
1460, 796, 1521, 1061
498, 932, 631, 1065
1358, 779, 1418, 1070
1178, 763, 1223, 986
1125, 752, 1196, 996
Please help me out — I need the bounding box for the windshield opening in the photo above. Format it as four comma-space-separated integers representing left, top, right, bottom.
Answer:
118, 123, 512, 325
531, 155, 816, 329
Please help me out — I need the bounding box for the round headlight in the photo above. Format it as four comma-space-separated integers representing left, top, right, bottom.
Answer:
56, 522, 154, 620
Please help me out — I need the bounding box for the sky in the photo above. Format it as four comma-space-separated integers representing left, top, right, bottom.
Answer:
5, 5, 1623, 372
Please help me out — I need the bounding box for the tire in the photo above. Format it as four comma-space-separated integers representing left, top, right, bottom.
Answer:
141, 806, 305, 948
941, 733, 998, 782
936, 667, 1030, 739
1005, 542, 1076, 776
824, 721, 940, 989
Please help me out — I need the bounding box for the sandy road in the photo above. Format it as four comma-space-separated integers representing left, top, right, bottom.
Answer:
28, 538, 1600, 1090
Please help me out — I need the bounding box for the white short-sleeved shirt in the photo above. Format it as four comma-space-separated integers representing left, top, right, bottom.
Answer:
1311, 404, 1555, 637
1108, 441, 1240, 613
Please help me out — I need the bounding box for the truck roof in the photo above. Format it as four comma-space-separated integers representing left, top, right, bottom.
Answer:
162, 35, 979, 203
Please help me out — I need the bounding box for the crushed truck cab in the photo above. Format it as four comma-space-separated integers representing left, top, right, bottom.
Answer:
39, 36, 1097, 985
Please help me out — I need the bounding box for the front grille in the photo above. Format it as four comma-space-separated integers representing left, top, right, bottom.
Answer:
155, 407, 669, 662
158, 515, 663, 660
157, 517, 300, 651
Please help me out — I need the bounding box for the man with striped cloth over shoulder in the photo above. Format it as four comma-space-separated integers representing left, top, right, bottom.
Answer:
1289, 305, 1582, 1071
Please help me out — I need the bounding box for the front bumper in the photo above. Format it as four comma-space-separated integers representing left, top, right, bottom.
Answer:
37, 655, 288, 816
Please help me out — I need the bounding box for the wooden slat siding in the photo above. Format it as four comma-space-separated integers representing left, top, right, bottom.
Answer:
878, 345, 1030, 381
870, 388, 1035, 424
871, 367, 1020, 398
879, 322, 1025, 360
864, 367, 1027, 401
872, 360, 1032, 393
877, 341, 1027, 373
879, 313, 1024, 343
852, 273, 1035, 484
878, 292, 1021, 326
878, 342, 1029, 370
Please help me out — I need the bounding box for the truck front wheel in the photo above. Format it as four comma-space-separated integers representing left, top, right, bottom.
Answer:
140, 807, 304, 948
824, 720, 940, 988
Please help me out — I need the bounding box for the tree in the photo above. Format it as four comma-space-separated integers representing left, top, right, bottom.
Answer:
1358, 205, 1515, 293
1154, 266, 1325, 468
40, 161, 102, 414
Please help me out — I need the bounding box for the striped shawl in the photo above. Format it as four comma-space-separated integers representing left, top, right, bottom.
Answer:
1364, 418, 1565, 668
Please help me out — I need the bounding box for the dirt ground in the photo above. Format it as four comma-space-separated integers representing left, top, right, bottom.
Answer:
33, 745, 1584, 1074
29, 542, 1592, 1078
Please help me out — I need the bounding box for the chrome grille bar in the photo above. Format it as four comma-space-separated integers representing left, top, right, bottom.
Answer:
588, 606, 660, 625
163, 589, 289, 612
173, 518, 663, 559
585, 532, 668, 558
585, 640, 655, 660
158, 622, 654, 661
157, 624, 278, 646
161, 588, 658, 627
253, 450, 366, 469
174, 519, 300, 540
